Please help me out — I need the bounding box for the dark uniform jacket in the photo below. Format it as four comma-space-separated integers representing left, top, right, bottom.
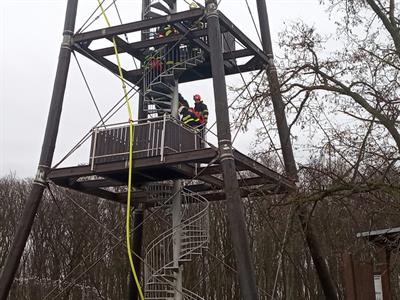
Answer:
179, 106, 201, 127
194, 101, 209, 124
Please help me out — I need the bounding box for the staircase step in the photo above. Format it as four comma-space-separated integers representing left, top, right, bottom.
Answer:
181, 241, 204, 246
160, 74, 176, 86
163, 0, 176, 8
182, 228, 206, 232
171, 63, 187, 70
182, 233, 206, 237
145, 100, 172, 108
146, 89, 173, 99
182, 232, 207, 236
146, 10, 163, 19
185, 60, 197, 67
184, 224, 202, 229
164, 265, 179, 271
147, 279, 174, 285
150, 81, 174, 94
150, 1, 171, 14
152, 273, 176, 280
173, 69, 186, 77
143, 108, 172, 114
145, 295, 174, 299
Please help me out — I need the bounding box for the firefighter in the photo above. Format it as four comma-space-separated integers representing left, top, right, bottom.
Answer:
178, 95, 201, 128
157, 24, 176, 38
193, 94, 208, 125
156, 24, 179, 70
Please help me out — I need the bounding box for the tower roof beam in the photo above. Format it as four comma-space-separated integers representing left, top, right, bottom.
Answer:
73, 9, 204, 43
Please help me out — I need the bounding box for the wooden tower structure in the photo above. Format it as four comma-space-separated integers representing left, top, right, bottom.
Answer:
0, 0, 297, 299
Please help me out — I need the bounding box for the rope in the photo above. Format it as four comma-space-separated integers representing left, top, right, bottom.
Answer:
96, 1, 144, 299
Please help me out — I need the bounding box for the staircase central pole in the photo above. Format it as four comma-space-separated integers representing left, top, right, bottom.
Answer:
205, 1, 258, 299
0, 0, 79, 299
169, 1, 183, 298
172, 180, 183, 300
171, 80, 184, 300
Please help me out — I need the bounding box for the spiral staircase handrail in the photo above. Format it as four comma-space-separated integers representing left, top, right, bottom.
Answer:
144, 188, 209, 299
145, 189, 208, 253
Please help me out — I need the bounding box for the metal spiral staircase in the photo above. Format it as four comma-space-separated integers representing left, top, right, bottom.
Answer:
144, 186, 209, 300
143, 44, 205, 115
142, 0, 205, 115
142, 2, 208, 298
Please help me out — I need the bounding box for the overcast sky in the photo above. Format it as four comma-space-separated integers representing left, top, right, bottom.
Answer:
0, 0, 333, 178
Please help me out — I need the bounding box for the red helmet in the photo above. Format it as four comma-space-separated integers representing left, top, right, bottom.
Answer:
193, 94, 201, 102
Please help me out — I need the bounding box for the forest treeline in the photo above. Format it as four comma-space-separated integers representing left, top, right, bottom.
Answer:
1, 169, 400, 299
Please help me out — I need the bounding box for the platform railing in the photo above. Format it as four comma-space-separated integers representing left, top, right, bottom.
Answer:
89, 115, 202, 169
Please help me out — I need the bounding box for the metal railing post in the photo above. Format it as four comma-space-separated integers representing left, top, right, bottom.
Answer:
91, 128, 99, 171
160, 113, 167, 161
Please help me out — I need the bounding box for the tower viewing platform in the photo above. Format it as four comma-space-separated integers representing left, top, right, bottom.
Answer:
49, 115, 294, 205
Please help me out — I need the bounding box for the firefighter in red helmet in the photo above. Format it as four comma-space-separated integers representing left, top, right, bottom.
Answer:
193, 94, 208, 125
178, 94, 201, 127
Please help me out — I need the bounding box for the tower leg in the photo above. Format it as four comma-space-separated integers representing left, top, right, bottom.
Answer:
255, 0, 297, 179
255, 1, 338, 299
0, 1, 79, 299
205, 1, 258, 299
